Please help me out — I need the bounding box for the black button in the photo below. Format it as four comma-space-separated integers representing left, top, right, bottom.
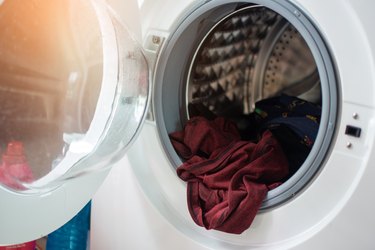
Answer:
345, 125, 361, 138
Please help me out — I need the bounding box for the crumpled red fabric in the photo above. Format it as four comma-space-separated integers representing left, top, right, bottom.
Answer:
170, 116, 289, 234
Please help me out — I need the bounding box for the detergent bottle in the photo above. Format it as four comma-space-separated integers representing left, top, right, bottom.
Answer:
0, 141, 36, 250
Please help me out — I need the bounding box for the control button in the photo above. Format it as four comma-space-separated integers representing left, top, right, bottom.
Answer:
345, 125, 362, 138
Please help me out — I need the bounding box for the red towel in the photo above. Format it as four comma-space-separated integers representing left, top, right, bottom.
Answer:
170, 117, 289, 234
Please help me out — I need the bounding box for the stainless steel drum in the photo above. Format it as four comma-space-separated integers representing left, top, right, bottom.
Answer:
186, 6, 320, 119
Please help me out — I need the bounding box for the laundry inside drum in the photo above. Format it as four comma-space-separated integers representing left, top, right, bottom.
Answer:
154, 0, 337, 213
184, 6, 320, 174
153, 2, 336, 214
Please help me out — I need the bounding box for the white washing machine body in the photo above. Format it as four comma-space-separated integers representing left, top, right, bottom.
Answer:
0, 0, 374, 248
91, 0, 375, 249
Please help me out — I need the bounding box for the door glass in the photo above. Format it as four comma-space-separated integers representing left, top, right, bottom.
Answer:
0, 0, 149, 192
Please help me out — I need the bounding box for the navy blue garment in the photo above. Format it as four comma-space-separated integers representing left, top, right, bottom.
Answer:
252, 95, 321, 177
254, 95, 321, 148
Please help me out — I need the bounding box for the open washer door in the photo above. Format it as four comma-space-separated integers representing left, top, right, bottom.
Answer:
0, 0, 149, 245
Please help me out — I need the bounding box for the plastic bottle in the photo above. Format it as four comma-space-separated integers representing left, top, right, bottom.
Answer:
0, 141, 36, 250
46, 201, 91, 250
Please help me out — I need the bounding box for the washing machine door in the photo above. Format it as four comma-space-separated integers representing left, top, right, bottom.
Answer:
0, 0, 148, 245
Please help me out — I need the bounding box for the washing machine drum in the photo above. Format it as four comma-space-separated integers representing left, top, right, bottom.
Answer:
154, 2, 338, 209
188, 7, 321, 112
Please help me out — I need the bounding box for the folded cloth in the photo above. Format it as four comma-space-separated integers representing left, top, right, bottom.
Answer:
171, 116, 289, 234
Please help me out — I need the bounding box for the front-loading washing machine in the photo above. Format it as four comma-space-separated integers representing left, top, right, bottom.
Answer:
0, 0, 374, 249
91, 0, 375, 249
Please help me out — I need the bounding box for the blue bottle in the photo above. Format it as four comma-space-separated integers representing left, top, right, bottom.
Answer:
46, 201, 91, 250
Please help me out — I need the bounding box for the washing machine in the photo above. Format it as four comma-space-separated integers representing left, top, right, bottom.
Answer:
91, 0, 375, 249
0, 0, 374, 249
